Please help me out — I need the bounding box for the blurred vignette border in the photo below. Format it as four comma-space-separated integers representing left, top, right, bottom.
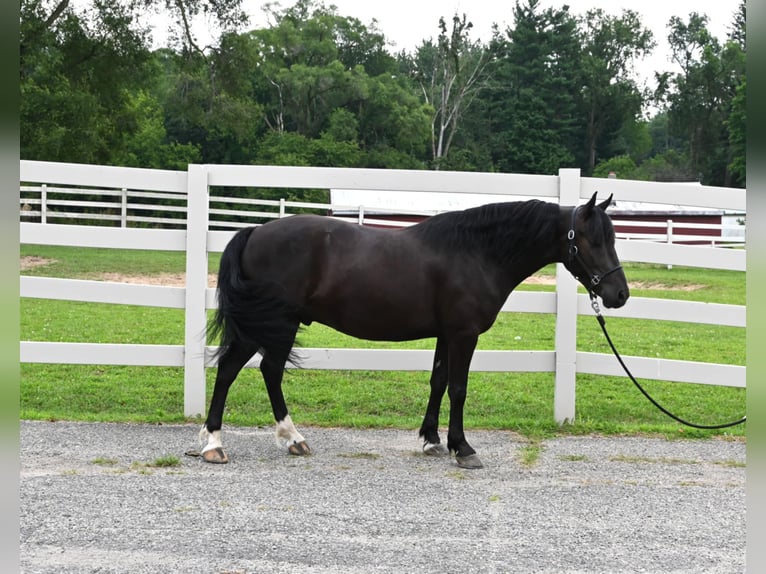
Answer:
746, 1, 764, 572
6, 1, 762, 572
2, 3, 19, 574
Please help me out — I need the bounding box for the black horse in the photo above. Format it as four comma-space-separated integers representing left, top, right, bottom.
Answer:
200, 192, 629, 468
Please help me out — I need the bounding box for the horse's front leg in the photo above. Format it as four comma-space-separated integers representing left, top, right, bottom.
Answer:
446, 334, 483, 469
419, 337, 448, 456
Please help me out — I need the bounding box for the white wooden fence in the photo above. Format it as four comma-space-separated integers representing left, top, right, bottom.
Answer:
20, 181, 746, 246
19, 160, 746, 422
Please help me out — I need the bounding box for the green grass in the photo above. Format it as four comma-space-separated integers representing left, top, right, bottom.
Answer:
517, 442, 543, 467
19, 245, 746, 440
147, 455, 182, 467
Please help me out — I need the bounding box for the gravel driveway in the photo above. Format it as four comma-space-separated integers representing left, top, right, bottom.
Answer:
20, 420, 745, 573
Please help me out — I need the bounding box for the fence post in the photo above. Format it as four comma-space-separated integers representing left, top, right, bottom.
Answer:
121, 188, 128, 228
666, 219, 673, 269
41, 184, 47, 224
183, 164, 210, 417
554, 168, 581, 424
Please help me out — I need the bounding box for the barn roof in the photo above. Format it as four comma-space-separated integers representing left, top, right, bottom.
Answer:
608, 201, 727, 217
329, 189, 544, 216
330, 188, 742, 217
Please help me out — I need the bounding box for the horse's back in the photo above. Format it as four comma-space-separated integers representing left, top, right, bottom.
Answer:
241, 215, 389, 278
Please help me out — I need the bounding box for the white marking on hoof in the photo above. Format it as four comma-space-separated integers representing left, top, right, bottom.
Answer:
275, 415, 306, 450
199, 426, 223, 454
423, 441, 448, 456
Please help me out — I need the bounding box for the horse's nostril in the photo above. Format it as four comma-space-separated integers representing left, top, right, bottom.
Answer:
618, 290, 628, 304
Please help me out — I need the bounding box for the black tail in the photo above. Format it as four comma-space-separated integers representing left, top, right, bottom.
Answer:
208, 226, 301, 366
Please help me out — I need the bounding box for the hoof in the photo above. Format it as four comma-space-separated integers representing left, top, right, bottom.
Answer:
201, 447, 229, 464
423, 442, 448, 456
455, 453, 483, 469
287, 441, 311, 456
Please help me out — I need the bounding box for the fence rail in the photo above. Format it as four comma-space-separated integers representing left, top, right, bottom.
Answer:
19, 160, 746, 422
21, 182, 746, 243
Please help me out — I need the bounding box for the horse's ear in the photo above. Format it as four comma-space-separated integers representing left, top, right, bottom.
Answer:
597, 193, 613, 211
582, 192, 598, 218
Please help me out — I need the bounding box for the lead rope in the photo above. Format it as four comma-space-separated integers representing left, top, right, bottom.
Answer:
589, 293, 746, 430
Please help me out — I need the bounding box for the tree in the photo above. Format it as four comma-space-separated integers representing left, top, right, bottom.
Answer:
577, 8, 654, 172
20, 0, 153, 163
657, 10, 745, 186
726, 77, 745, 187
20, 0, 245, 166
592, 155, 643, 180
407, 14, 490, 167
21, 1, 247, 58
726, 1, 746, 186
480, 0, 582, 174
727, 0, 746, 51
112, 89, 201, 169
133, 0, 247, 55
222, 0, 430, 167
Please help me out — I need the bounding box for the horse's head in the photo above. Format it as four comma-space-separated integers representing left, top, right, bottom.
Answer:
564, 192, 629, 309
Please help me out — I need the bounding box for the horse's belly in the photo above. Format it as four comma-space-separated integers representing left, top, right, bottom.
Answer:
320, 317, 436, 342
307, 292, 437, 342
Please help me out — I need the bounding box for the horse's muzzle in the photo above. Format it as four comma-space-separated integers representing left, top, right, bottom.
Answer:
600, 283, 629, 309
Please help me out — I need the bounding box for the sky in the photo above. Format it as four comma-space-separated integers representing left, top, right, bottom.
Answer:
225, 0, 740, 89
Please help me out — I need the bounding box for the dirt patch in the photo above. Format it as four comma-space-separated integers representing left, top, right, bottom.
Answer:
21, 256, 217, 286
94, 272, 218, 288
628, 280, 704, 292
20, 256, 57, 271
523, 275, 557, 285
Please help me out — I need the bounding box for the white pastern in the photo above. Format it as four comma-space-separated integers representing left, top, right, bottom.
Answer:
275, 415, 306, 448
422, 440, 448, 456
199, 426, 223, 454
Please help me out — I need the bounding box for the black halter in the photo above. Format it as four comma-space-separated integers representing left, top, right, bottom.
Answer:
567, 206, 623, 292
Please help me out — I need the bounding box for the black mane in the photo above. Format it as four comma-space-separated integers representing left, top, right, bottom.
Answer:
410, 199, 561, 266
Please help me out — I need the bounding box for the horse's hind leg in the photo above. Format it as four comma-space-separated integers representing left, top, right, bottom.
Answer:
260, 327, 310, 456
419, 337, 448, 456
200, 342, 258, 464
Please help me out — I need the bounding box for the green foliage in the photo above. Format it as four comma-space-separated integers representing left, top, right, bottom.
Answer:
19, 0, 745, 185
482, 0, 581, 174
577, 8, 654, 172
656, 10, 746, 186
407, 13, 490, 163
20, 0, 152, 163
592, 155, 644, 180
254, 131, 362, 168
726, 78, 746, 186
639, 149, 697, 182
112, 90, 202, 169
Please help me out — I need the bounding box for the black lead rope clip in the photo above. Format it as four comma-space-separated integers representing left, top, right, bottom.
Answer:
588, 291, 746, 430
